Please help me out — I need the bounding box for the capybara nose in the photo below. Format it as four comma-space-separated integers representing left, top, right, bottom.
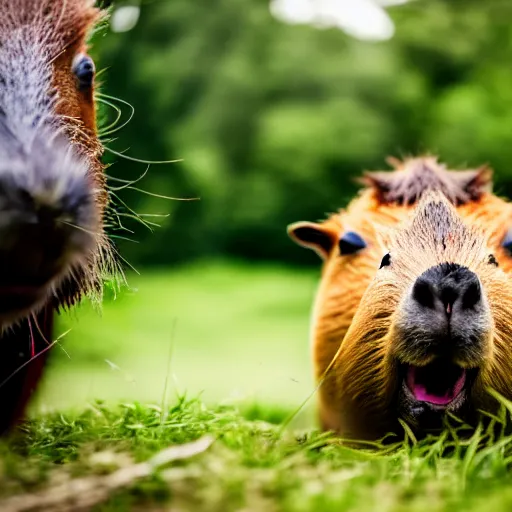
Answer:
412, 264, 482, 317
396, 263, 490, 367
0, 168, 96, 321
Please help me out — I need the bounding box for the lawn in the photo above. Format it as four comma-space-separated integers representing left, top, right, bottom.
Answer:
4, 261, 512, 511
33, 261, 320, 422
4, 399, 512, 511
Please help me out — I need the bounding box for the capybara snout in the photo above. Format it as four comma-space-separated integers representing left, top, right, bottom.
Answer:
413, 264, 482, 314
0, 133, 97, 322
393, 263, 491, 369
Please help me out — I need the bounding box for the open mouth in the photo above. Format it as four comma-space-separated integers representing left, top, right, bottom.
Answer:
403, 359, 471, 407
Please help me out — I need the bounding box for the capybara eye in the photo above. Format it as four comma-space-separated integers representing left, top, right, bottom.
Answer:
502, 232, 512, 256
379, 253, 391, 269
338, 231, 367, 255
488, 254, 499, 267
72, 54, 96, 90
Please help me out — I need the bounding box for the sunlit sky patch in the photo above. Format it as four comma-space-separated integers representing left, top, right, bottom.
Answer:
269, 0, 413, 41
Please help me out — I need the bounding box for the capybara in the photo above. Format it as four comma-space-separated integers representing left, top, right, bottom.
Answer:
288, 157, 512, 440
0, 0, 113, 432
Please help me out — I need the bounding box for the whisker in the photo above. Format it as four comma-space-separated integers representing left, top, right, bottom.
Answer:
104, 145, 183, 166
126, 187, 199, 202
116, 213, 161, 229
27, 317, 35, 359
97, 96, 123, 136
107, 164, 151, 191
108, 192, 156, 232
109, 234, 140, 244
32, 313, 72, 360
58, 220, 97, 237
0, 329, 72, 391
133, 213, 170, 218
108, 243, 140, 276
97, 93, 135, 138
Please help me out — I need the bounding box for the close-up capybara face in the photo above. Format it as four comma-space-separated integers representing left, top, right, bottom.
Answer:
289, 158, 512, 441
354, 193, 510, 434
0, 0, 109, 326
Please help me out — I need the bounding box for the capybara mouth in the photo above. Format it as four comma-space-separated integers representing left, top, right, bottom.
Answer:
405, 360, 466, 406
400, 359, 479, 411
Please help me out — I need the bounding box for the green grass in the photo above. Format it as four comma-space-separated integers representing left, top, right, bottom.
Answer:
33, 261, 319, 418
4, 261, 512, 511
5, 398, 512, 511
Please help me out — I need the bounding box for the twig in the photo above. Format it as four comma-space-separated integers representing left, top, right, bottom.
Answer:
0, 436, 215, 512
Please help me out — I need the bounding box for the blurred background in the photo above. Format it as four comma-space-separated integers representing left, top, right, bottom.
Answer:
33, 0, 512, 418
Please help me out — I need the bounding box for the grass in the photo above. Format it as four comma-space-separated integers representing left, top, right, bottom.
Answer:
5, 398, 512, 511
3, 261, 512, 511
33, 261, 319, 417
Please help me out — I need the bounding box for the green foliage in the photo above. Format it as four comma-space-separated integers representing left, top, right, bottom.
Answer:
91, 0, 512, 267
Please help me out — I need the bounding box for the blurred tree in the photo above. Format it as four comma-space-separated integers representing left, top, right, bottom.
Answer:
91, 0, 512, 268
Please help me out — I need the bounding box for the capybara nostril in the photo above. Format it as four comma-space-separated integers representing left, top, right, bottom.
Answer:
461, 278, 481, 310
439, 266, 482, 312
412, 278, 435, 309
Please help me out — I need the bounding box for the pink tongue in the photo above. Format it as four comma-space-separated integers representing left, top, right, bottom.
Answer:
407, 367, 466, 405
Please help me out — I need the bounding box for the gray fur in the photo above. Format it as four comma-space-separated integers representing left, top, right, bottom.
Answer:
0, 0, 101, 326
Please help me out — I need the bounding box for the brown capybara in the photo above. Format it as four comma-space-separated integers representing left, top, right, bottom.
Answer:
0, 1, 114, 432
288, 157, 512, 441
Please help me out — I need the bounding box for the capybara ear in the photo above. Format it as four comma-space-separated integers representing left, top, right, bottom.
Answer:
287, 221, 338, 260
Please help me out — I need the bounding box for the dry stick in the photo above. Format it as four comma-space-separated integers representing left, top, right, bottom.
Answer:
0, 436, 215, 512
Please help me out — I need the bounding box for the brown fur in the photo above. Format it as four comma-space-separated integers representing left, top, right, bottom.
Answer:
361, 156, 492, 206
0, 0, 109, 432
0, 0, 110, 305
289, 157, 512, 440
50, 1, 110, 307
